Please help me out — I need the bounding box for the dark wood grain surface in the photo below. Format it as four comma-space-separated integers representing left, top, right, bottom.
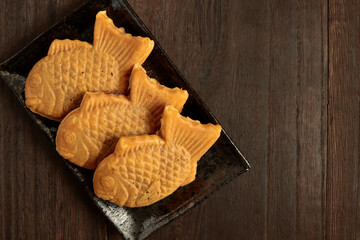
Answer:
0, 0, 359, 239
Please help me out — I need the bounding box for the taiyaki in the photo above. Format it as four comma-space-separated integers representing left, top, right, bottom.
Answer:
93, 105, 221, 207
25, 11, 154, 121
56, 64, 188, 170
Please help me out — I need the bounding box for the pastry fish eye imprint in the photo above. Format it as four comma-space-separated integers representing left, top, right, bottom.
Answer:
56, 130, 77, 159
98, 175, 117, 200
25, 68, 44, 110
94, 163, 129, 204
29, 73, 42, 87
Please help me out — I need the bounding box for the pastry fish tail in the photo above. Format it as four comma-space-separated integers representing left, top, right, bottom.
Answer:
129, 64, 189, 128
160, 105, 221, 164
93, 11, 154, 75
159, 105, 221, 185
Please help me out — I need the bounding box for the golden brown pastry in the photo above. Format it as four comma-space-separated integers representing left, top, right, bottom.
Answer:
93, 105, 221, 207
56, 65, 188, 170
25, 11, 154, 121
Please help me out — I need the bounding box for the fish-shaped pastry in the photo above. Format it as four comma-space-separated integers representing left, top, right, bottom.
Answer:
93, 105, 221, 207
56, 64, 188, 170
25, 11, 154, 121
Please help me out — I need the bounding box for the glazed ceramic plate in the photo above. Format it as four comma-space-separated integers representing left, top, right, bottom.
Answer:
0, 0, 250, 239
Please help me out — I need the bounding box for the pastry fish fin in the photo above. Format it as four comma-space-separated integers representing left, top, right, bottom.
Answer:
93, 11, 154, 74
129, 64, 188, 128
159, 105, 221, 163
115, 135, 165, 153
48, 39, 92, 55
135, 180, 161, 207
80, 92, 129, 111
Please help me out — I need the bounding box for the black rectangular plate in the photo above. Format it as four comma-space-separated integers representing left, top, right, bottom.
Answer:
0, 0, 250, 239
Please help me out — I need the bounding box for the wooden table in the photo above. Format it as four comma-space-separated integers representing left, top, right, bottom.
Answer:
0, 0, 359, 239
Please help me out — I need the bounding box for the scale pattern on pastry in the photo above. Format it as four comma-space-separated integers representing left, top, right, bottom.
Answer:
93, 105, 221, 207
25, 11, 154, 121
56, 65, 188, 170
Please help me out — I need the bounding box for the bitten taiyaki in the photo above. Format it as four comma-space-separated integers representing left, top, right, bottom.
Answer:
56, 65, 188, 170
25, 11, 154, 121
93, 105, 221, 207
